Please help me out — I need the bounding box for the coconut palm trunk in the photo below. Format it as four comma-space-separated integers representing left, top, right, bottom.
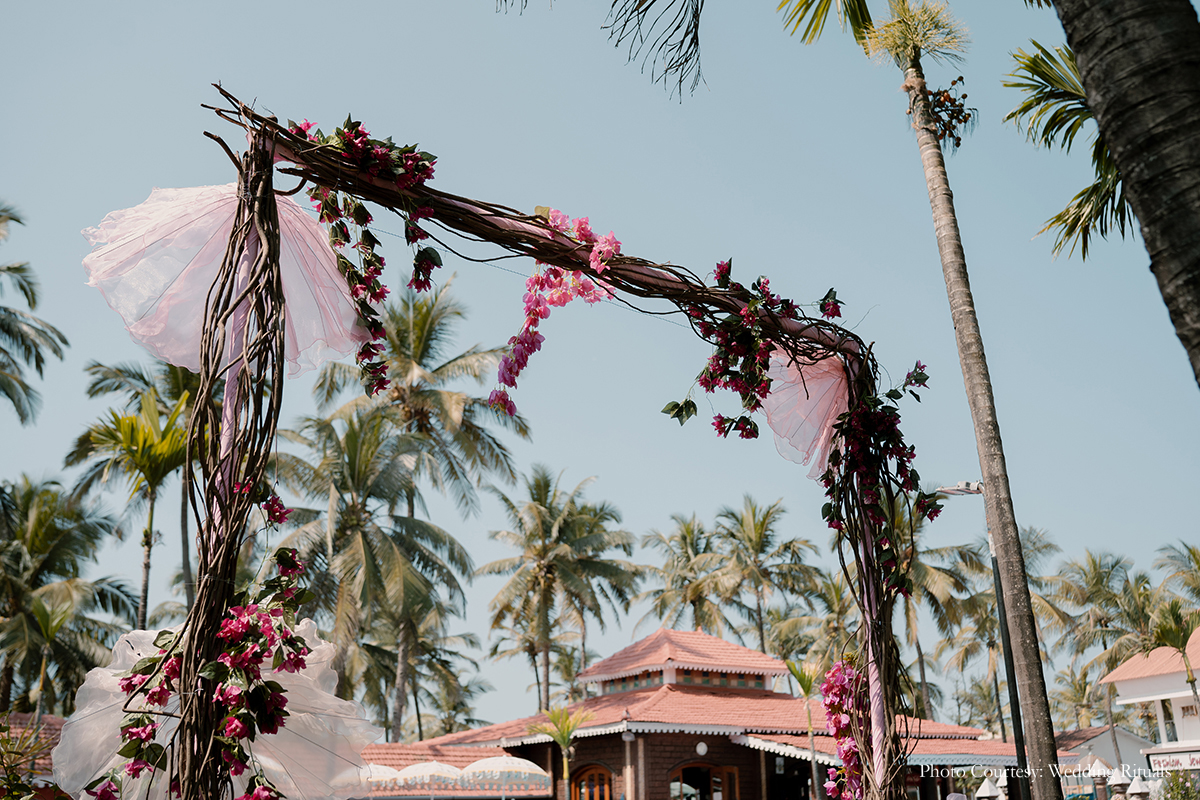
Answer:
391, 627, 410, 743
138, 488, 156, 630
902, 55, 1061, 800
1051, 0, 1200, 388
180, 485, 194, 609
915, 637, 934, 721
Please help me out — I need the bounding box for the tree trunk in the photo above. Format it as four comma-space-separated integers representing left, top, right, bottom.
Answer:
756, 591, 767, 655
1105, 687, 1124, 766
1053, 0, 1200, 388
807, 706, 820, 800
992, 663, 1008, 743
0, 663, 12, 712
391, 627, 409, 743
915, 636, 934, 721
902, 58, 1061, 800
180, 478, 194, 610
413, 667, 425, 741
540, 641, 552, 711
138, 491, 156, 630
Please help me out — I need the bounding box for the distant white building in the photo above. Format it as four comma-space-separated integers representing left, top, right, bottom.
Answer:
1100, 627, 1200, 772
1054, 726, 1156, 784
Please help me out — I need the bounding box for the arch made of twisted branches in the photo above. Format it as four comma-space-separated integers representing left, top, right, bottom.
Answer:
164, 85, 921, 800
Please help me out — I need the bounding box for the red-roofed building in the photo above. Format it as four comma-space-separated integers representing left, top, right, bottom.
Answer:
367, 629, 1077, 800
1100, 627, 1200, 771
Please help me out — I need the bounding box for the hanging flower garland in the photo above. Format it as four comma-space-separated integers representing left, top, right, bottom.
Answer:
286, 117, 439, 397
486, 208, 618, 415
84, 499, 309, 800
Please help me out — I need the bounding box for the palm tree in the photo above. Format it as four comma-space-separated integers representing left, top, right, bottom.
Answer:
776, 568, 860, 674
702, 496, 817, 655
889, 496, 972, 721
597, 1, 1061, 789
477, 466, 634, 711
788, 661, 823, 800
0, 476, 133, 714
938, 591, 1012, 742
1146, 598, 1200, 714
0, 204, 68, 425
637, 514, 736, 636
315, 279, 531, 517
273, 405, 473, 716
427, 673, 492, 737
1048, 664, 1097, 731
1039, 0, 1200, 389
1003, 41, 1129, 259
556, 500, 641, 682
65, 390, 189, 629
81, 359, 225, 610
1155, 541, 1200, 606
1053, 550, 1136, 762
529, 706, 596, 800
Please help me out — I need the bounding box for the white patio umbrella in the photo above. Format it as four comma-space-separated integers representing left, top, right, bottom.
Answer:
393, 760, 466, 800
461, 756, 550, 800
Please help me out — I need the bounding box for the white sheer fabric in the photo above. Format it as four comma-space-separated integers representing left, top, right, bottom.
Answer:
53, 620, 381, 800
762, 350, 849, 479
82, 184, 363, 377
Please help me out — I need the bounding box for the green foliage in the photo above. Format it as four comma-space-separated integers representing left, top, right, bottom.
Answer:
867, 1, 969, 66
1162, 770, 1200, 800
0, 203, 68, 426
0, 714, 54, 798
1004, 41, 1131, 258
777, 0, 873, 50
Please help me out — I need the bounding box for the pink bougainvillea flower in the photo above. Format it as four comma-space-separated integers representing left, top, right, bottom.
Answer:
86, 780, 120, 800
224, 716, 250, 740
589, 232, 621, 273
122, 723, 157, 743
125, 759, 153, 779
145, 682, 171, 706
274, 648, 309, 674
223, 749, 249, 777
118, 673, 149, 694
572, 216, 595, 243
488, 389, 517, 417
263, 494, 291, 525
214, 683, 244, 707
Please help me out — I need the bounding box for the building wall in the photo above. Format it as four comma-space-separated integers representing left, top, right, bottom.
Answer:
512, 733, 776, 800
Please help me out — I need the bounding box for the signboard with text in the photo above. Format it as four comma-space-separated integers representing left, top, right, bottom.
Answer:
1148, 751, 1200, 771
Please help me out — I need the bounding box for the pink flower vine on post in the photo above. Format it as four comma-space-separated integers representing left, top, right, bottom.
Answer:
488, 208, 615, 417
821, 660, 867, 800
87, 529, 314, 800
288, 116, 440, 396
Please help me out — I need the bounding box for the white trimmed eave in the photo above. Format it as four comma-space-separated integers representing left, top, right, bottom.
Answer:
1114, 689, 1194, 706
482, 720, 779, 748
581, 663, 790, 685
731, 734, 840, 766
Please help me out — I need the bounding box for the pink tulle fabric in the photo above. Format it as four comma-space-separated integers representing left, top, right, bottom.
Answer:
762, 350, 849, 479
52, 620, 382, 800
82, 184, 364, 377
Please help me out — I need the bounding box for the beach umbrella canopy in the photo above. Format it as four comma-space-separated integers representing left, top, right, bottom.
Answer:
397, 761, 466, 785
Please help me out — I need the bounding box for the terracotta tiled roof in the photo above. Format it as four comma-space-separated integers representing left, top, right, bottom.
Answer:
577, 629, 788, 682
6, 713, 64, 776
362, 743, 550, 799
1099, 628, 1200, 684
423, 684, 989, 748
362, 743, 514, 770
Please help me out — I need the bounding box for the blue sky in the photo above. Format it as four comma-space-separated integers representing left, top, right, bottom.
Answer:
3, 1, 1198, 727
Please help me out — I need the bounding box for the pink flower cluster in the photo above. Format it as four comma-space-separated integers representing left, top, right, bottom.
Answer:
821, 660, 866, 800
104, 547, 312, 796
489, 210, 615, 418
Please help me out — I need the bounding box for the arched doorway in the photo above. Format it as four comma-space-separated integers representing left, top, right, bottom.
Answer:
573, 765, 613, 800
669, 764, 739, 800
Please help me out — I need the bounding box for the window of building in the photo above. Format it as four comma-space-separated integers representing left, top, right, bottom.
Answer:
670, 764, 738, 800
573, 766, 612, 800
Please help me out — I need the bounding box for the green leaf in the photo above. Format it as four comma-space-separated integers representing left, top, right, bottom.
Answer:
131, 656, 161, 675
416, 246, 443, 267
661, 401, 680, 416
153, 630, 177, 649
116, 739, 142, 758
199, 661, 230, 682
